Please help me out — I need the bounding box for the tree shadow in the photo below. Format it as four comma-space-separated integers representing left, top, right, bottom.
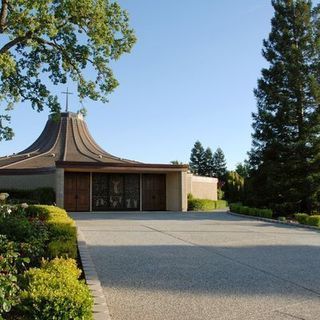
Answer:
87, 243, 320, 297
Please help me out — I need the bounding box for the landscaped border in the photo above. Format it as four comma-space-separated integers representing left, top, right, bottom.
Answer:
77, 229, 112, 320
228, 210, 320, 232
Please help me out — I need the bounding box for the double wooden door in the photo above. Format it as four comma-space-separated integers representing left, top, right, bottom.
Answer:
64, 172, 90, 212
142, 174, 166, 211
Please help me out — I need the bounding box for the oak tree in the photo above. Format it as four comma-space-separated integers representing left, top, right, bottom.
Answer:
0, 0, 136, 140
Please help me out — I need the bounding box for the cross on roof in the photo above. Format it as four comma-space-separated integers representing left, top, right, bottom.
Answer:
61, 88, 73, 112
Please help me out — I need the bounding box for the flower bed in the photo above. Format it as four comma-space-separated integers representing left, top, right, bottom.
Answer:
0, 193, 93, 319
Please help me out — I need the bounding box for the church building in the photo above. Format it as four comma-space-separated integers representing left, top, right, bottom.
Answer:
0, 112, 217, 211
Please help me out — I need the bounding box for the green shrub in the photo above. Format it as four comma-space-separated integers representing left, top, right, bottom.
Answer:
1, 188, 55, 205
21, 258, 93, 320
230, 203, 273, 219
0, 236, 30, 317
48, 240, 77, 259
188, 198, 228, 211
307, 215, 320, 227
187, 193, 194, 200
25, 205, 50, 220
215, 200, 228, 209
294, 213, 309, 225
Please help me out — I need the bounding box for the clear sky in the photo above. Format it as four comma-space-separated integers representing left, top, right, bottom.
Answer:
1, 1, 278, 169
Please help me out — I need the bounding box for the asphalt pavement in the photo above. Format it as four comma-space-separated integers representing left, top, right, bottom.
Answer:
71, 211, 320, 320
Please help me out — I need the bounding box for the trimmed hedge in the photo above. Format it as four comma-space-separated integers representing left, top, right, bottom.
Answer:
230, 203, 273, 219
28, 205, 77, 259
1, 188, 55, 205
294, 213, 309, 225
188, 198, 228, 211
21, 258, 93, 320
294, 213, 320, 227
48, 239, 77, 259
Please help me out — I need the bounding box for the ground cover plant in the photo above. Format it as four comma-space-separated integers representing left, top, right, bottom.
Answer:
0, 194, 92, 319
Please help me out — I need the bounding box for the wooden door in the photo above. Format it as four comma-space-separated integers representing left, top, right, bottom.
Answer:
64, 172, 90, 212
142, 174, 166, 211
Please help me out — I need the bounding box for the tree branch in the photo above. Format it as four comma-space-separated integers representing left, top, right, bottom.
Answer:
0, 31, 33, 54
0, 0, 8, 33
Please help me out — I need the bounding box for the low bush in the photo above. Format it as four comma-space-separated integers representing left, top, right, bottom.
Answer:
48, 239, 77, 259
0, 236, 30, 317
306, 215, 320, 227
294, 213, 320, 227
215, 200, 228, 209
294, 213, 309, 225
0, 188, 55, 205
21, 258, 93, 320
230, 203, 273, 219
188, 198, 228, 211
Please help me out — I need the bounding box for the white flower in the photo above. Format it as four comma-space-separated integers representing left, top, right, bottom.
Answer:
7, 208, 12, 214
21, 203, 29, 209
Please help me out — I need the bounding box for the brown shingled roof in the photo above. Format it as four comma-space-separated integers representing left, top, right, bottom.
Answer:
0, 112, 139, 172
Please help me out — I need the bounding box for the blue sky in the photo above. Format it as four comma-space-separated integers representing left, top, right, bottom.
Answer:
1, 1, 277, 169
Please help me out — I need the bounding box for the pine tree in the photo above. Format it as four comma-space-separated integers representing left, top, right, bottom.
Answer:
189, 141, 206, 175
249, 0, 320, 214
212, 147, 227, 180
204, 147, 215, 177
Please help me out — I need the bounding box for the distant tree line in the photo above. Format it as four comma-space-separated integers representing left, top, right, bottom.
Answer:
189, 141, 227, 180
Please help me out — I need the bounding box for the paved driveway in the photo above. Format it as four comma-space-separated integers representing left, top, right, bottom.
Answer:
71, 212, 320, 320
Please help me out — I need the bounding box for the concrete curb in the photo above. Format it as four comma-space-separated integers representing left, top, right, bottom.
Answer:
77, 229, 112, 320
228, 211, 320, 232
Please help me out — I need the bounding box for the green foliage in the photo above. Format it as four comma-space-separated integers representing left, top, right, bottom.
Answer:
248, 0, 320, 214
235, 161, 250, 179
307, 215, 320, 227
0, 0, 136, 141
25, 205, 50, 220
0, 236, 29, 317
48, 239, 77, 259
212, 147, 227, 181
31, 205, 77, 258
189, 141, 206, 175
170, 160, 183, 165
294, 213, 309, 225
230, 203, 273, 219
294, 213, 320, 227
21, 258, 93, 320
188, 198, 228, 211
1, 188, 55, 205
217, 188, 224, 200
224, 171, 244, 203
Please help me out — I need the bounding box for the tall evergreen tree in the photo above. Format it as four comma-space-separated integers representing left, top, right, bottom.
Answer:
204, 147, 215, 177
189, 141, 206, 175
249, 0, 320, 213
235, 161, 250, 179
212, 147, 227, 180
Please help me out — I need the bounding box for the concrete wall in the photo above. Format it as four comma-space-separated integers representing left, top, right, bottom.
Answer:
166, 172, 187, 211
186, 174, 218, 200
0, 173, 56, 190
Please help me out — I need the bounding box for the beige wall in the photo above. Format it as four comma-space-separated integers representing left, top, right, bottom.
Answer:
166, 172, 187, 211
186, 174, 218, 200
0, 173, 56, 190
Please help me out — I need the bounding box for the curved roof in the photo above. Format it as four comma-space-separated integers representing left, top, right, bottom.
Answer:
0, 112, 139, 172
